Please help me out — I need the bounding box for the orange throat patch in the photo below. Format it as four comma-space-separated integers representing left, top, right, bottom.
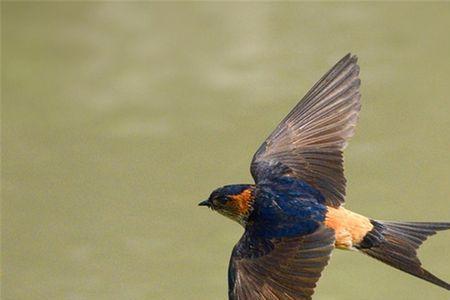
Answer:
229, 188, 254, 216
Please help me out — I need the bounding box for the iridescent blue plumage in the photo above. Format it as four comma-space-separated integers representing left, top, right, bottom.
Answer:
249, 177, 327, 239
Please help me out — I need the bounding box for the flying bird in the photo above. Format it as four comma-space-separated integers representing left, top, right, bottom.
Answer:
199, 54, 450, 299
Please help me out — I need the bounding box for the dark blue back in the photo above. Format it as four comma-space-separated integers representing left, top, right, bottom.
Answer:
248, 177, 327, 239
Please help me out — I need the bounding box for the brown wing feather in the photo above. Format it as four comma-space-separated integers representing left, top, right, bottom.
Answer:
251, 54, 361, 207
229, 226, 335, 300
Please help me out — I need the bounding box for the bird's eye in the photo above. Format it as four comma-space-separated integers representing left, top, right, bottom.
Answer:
213, 197, 229, 206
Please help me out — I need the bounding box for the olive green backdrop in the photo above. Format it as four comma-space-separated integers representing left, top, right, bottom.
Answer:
2, 2, 450, 300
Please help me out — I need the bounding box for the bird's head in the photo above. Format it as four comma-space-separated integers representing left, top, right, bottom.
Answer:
199, 184, 255, 226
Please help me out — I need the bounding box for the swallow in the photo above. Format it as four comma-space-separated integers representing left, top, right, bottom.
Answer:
199, 54, 450, 300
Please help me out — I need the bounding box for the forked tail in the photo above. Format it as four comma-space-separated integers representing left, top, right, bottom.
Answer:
356, 220, 450, 290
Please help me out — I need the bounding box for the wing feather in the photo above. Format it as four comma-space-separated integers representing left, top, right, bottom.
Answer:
229, 226, 335, 300
251, 54, 361, 207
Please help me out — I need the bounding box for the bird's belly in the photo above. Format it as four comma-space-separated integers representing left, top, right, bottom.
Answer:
324, 206, 373, 250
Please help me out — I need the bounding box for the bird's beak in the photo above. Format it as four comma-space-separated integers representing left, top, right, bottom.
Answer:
198, 199, 211, 207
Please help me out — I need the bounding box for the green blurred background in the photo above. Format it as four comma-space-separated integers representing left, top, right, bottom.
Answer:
2, 2, 450, 300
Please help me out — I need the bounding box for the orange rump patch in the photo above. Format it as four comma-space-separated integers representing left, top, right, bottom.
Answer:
325, 206, 373, 250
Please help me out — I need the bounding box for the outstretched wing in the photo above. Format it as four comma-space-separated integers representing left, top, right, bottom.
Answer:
251, 54, 361, 207
229, 226, 335, 300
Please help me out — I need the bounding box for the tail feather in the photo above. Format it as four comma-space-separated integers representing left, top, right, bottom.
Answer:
357, 220, 450, 290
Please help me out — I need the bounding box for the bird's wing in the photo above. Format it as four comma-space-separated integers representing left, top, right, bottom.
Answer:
250, 54, 361, 207
228, 225, 335, 300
